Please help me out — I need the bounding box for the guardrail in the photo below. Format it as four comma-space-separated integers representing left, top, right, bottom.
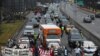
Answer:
60, 3, 100, 47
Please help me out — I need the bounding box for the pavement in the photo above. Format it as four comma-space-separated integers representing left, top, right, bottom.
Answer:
60, 1, 100, 46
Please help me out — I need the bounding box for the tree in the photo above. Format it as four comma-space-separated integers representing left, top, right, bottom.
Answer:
0, 0, 3, 23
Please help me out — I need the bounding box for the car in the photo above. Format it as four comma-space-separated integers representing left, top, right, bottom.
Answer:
61, 19, 69, 26
82, 41, 97, 56
23, 25, 34, 36
95, 13, 100, 18
68, 28, 83, 48
18, 37, 30, 48
65, 24, 74, 34
29, 18, 39, 28
83, 16, 92, 23
90, 15, 95, 20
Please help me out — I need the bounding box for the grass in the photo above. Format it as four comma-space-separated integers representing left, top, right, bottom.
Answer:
0, 20, 24, 45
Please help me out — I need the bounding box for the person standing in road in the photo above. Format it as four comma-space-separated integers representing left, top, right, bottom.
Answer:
74, 47, 81, 56
61, 25, 64, 37
34, 33, 38, 46
64, 47, 69, 56
93, 47, 100, 56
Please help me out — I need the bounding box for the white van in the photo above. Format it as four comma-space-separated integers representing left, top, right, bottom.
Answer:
82, 41, 97, 56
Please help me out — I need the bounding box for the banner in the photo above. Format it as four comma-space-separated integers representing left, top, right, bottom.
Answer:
39, 48, 54, 56
1, 47, 32, 56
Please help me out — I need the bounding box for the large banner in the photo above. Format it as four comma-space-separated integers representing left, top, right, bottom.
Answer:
1, 47, 32, 56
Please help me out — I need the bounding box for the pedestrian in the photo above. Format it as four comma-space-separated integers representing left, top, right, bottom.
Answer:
93, 47, 100, 56
34, 47, 38, 56
61, 25, 64, 37
64, 47, 69, 56
74, 47, 81, 56
59, 22, 62, 28
34, 33, 38, 45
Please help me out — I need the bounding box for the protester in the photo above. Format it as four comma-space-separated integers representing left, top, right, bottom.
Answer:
34, 33, 38, 45
74, 47, 81, 56
64, 47, 68, 56
93, 47, 100, 56
61, 25, 64, 37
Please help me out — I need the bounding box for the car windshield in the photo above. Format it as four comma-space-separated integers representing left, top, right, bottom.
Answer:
25, 28, 33, 30
20, 38, 29, 44
21, 41, 29, 44
85, 17, 91, 20
47, 35, 60, 39
71, 33, 82, 41
71, 29, 79, 33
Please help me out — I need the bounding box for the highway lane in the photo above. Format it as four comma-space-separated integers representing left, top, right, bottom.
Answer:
60, 1, 100, 46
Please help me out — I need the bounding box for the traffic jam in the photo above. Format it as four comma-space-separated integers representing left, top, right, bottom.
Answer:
1, 3, 99, 56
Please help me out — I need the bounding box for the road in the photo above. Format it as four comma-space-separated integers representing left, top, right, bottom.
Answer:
60, 1, 100, 46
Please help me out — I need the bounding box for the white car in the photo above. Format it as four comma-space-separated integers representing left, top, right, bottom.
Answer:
82, 41, 97, 56
23, 25, 34, 36
18, 37, 30, 48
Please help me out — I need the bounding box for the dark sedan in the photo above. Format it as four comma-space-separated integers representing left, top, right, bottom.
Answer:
95, 13, 100, 18
90, 15, 95, 20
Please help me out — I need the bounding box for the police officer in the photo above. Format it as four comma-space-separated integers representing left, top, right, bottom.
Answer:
34, 33, 38, 45
61, 25, 64, 37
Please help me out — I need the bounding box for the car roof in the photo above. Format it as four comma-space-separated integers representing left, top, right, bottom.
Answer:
83, 41, 96, 47
25, 25, 33, 28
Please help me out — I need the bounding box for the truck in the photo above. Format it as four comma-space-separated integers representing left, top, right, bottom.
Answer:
39, 24, 62, 55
